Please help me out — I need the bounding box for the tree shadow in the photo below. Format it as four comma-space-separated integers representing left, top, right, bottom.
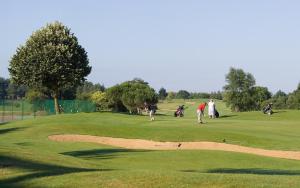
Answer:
272, 110, 287, 114
153, 113, 168, 116
219, 114, 238, 118
181, 168, 300, 176
14, 142, 33, 147
61, 148, 149, 160
0, 122, 9, 126
0, 155, 112, 188
0, 127, 26, 135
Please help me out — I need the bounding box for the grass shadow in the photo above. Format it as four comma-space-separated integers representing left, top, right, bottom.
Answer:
0, 122, 9, 126
272, 110, 287, 114
61, 148, 149, 160
181, 168, 300, 176
219, 114, 238, 119
0, 155, 112, 188
0, 127, 26, 135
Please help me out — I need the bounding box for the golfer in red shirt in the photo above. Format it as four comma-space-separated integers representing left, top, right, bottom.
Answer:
197, 102, 207, 124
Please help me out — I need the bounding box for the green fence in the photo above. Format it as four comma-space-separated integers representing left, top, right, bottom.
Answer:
0, 99, 96, 123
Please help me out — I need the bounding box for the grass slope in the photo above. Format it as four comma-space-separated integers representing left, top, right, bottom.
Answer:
0, 99, 300, 187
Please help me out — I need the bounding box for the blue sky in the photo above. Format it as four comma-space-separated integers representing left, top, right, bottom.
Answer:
1, 0, 300, 93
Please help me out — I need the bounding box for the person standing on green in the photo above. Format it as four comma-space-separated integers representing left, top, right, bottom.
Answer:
197, 102, 207, 124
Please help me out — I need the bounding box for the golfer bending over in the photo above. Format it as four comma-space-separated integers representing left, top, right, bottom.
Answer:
197, 102, 207, 124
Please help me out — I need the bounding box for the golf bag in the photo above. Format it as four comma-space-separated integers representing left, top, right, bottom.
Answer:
263, 104, 273, 115
149, 104, 157, 113
215, 109, 219, 118
174, 105, 184, 117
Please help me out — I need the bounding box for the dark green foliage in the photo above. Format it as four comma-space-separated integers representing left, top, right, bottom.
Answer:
0, 77, 27, 99
106, 84, 127, 112
286, 84, 300, 109
59, 87, 77, 100
190, 91, 223, 100
9, 21, 91, 113
166, 92, 176, 101
252, 86, 272, 110
209, 91, 223, 100
106, 79, 158, 113
264, 90, 288, 109
190, 92, 210, 99
25, 89, 47, 103
223, 68, 256, 112
176, 90, 190, 99
158, 87, 168, 100
0, 77, 9, 99
7, 83, 27, 99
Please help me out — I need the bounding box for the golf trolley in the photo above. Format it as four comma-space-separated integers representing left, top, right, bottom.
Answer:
174, 105, 184, 117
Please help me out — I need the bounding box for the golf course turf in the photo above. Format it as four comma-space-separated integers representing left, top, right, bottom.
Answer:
1, 99, 300, 187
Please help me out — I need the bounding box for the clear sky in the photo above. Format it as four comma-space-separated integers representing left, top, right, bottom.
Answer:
1, 0, 300, 93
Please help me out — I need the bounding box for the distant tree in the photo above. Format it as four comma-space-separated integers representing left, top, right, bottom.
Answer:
287, 94, 300, 109
252, 86, 272, 110
25, 89, 47, 103
286, 83, 300, 109
274, 90, 287, 98
158, 87, 168, 100
9, 21, 91, 114
190, 92, 210, 99
223, 67, 256, 112
166, 92, 176, 101
76, 81, 105, 100
90, 91, 108, 111
265, 90, 288, 109
0, 77, 9, 99
176, 90, 190, 99
0, 77, 28, 99
7, 82, 27, 99
209, 91, 223, 100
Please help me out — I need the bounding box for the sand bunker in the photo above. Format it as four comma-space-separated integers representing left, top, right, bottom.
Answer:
49, 134, 300, 160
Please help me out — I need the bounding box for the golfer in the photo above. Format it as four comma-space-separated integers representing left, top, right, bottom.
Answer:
197, 102, 207, 124
208, 99, 215, 118
148, 104, 156, 121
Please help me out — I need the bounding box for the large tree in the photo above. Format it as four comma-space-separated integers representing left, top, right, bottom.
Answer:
106, 79, 158, 114
223, 67, 256, 112
9, 21, 91, 114
120, 79, 158, 114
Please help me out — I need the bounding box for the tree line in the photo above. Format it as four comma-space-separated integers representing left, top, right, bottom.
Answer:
5, 21, 300, 114
223, 67, 300, 111
157, 88, 223, 101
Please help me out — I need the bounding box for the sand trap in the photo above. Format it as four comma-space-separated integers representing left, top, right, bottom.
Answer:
49, 134, 300, 160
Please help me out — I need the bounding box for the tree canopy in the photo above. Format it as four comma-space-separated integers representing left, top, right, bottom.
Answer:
106, 79, 158, 114
9, 21, 91, 113
176, 90, 190, 99
223, 67, 256, 112
158, 87, 168, 100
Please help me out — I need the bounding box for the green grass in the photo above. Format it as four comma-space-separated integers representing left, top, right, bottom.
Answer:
1, 99, 300, 187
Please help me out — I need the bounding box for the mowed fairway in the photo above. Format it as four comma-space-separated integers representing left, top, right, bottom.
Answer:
1, 100, 300, 187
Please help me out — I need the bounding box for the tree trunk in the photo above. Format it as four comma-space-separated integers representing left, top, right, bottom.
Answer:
53, 91, 60, 114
